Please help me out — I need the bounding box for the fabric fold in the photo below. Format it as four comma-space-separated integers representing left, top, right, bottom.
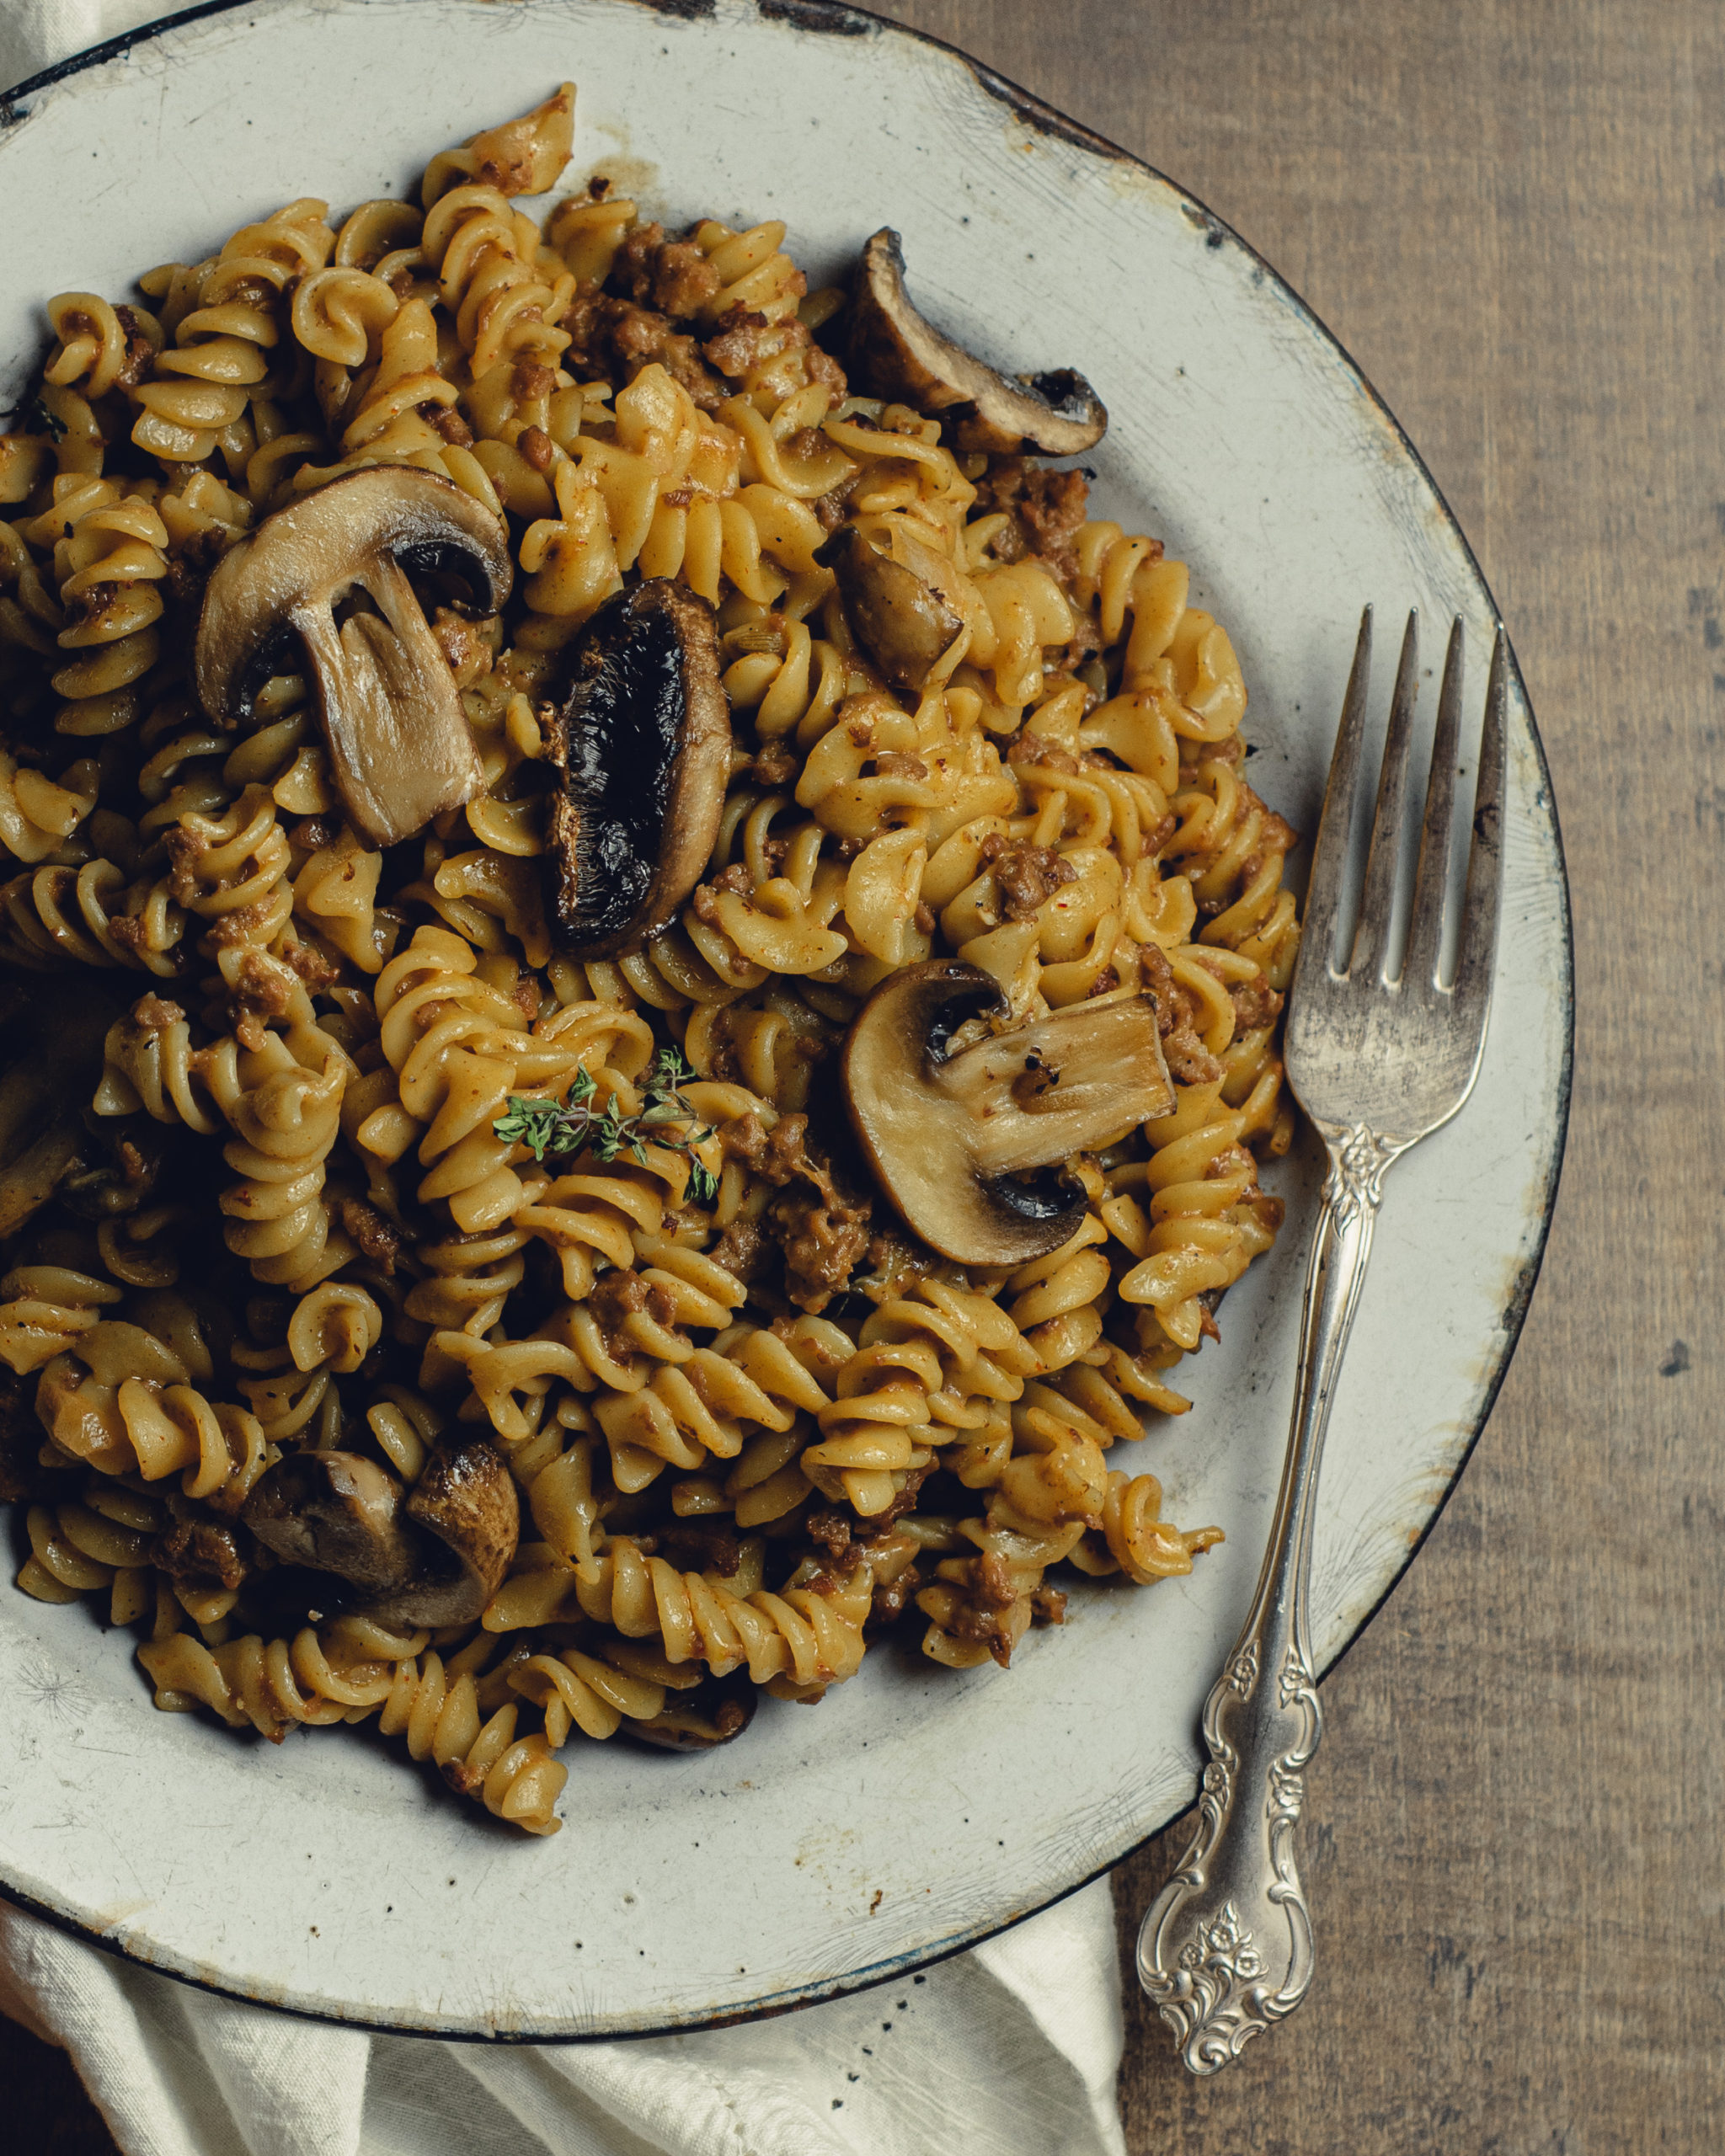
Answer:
2, 1887, 1126, 2156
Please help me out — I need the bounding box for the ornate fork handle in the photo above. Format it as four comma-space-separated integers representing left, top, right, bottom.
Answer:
1136, 1118, 1407, 2074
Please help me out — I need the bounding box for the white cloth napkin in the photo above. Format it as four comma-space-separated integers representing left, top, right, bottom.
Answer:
0, 0, 168, 92
0, 1887, 1128, 2156
0, 6, 1131, 2152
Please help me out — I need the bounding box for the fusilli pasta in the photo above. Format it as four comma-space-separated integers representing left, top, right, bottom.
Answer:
0, 83, 1300, 1838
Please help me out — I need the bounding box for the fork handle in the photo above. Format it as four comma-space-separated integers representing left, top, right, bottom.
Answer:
1136, 1118, 1406, 2073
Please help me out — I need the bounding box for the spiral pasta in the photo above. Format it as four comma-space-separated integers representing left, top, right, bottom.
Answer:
138, 1614, 418, 1739
0, 83, 1294, 1836
559, 1534, 872, 1700
378, 1647, 568, 1833
15, 1480, 160, 1617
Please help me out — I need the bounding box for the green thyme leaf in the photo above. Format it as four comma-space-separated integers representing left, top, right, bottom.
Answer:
494, 1043, 719, 1203
492, 1094, 577, 1164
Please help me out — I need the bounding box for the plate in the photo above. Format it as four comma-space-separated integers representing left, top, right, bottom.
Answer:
0, 0, 1572, 2038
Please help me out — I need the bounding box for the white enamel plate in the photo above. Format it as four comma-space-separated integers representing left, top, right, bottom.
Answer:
0, 0, 1570, 2037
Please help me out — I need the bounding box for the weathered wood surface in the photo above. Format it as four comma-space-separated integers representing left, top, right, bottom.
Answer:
9, 1, 1720, 2148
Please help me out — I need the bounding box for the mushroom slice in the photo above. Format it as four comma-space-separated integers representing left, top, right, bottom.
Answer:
364, 1433, 520, 1630
841, 959, 1173, 1267
243, 1433, 519, 1627
827, 528, 964, 699
543, 578, 731, 958
194, 467, 512, 850
242, 1450, 422, 1598
848, 229, 1108, 456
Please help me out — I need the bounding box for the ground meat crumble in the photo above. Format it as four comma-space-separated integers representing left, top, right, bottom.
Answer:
1140, 942, 1226, 1086
154, 1520, 247, 1593
718, 1111, 873, 1311
969, 457, 1100, 588
979, 834, 1076, 921
339, 1198, 407, 1275
587, 1268, 680, 1356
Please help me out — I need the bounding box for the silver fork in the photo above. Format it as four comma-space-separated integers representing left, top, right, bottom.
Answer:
1135, 606, 1507, 2074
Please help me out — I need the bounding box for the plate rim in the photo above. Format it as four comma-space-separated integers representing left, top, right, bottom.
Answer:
0, 0, 1574, 2041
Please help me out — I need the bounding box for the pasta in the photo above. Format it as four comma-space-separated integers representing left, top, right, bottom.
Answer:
0, 83, 1300, 1837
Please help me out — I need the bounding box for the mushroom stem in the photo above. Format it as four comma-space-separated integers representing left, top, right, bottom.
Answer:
937, 1000, 1175, 1177
296, 553, 484, 850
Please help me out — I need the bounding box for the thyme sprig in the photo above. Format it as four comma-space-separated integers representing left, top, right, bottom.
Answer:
494, 1045, 718, 1203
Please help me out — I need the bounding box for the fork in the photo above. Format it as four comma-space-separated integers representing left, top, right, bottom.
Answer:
1135, 606, 1506, 2074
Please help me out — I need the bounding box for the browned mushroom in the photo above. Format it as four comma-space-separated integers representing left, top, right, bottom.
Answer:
542, 578, 731, 958
826, 527, 964, 699
242, 1450, 422, 1596
848, 229, 1108, 456
194, 467, 512, 849
367, 1434, 519, 1629
841, 958, 1172, 1267
242, 1433, 518, 1628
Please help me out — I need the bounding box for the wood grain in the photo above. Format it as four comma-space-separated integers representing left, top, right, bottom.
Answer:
8, 2, 1721, 2148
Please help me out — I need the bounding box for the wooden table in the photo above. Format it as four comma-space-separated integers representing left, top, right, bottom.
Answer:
10, 2, 1719, 2148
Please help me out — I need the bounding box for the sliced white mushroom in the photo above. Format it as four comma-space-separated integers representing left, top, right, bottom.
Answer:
841, 958, 1172, 1267
848, 229, 1108, 456
826, 527, 964, 698
194, 467, 512, 849
243, 1450, 421, 1596
365, 1434, 520, 1629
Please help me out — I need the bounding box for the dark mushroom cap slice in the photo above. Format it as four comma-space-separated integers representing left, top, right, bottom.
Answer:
848, 229, 1108, 457
363, 1433, 519, 1630
826, 528, 964, 699
242, 1450, 422, 1596
194, 467, 512, 850
543, 578, 731, 959
841, 958, 1173, 1267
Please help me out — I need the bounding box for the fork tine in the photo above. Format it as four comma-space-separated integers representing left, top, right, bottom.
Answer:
1348, 611, 1420, 984
1451, 625, 1508, 1025
1403, 617, 1466, 994
1296, 606, 1373, 980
